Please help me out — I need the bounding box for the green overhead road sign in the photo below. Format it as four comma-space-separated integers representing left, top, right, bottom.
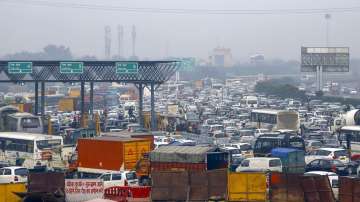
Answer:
60, 62, 84, 74
116, 62, 138, 74
8, 62, 32, 74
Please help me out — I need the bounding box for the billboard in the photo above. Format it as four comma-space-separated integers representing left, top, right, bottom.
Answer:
301, 47, 349, 72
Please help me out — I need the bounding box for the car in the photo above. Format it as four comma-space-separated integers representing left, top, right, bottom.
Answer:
306, 134, 325, 142
98, 171, 138, 189
347, 160, 360, 176
305, 159, 348, 176
230, 143, 252, 154
0, 161, 11, 168
236, 157, 282, 172
322, 138, 341, 148
305, 148, 349, 164
229, 156, 245, 172
304, 171, 339, 188
0, 166, 28, 184
305, 140, 323, 152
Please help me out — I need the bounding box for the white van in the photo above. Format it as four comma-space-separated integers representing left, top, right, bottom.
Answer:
0, 166, 28, 184
236, 157, 282, 172
98, 171, 138, 189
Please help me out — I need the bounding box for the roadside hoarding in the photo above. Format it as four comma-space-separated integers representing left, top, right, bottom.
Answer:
301, 47, 349, 72
65, 179, 104, 202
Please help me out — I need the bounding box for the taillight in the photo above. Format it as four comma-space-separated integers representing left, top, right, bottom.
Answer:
331, 165, 337, 172
14, 176, 18, 182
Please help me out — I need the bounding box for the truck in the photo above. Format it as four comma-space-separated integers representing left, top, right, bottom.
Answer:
76, 136, 151, 175
102, 130, 155, 150
271, 148, 305, 173
135, 146, 228, 185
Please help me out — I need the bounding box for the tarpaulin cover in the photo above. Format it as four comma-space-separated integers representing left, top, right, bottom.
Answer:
149, 146, 215, 163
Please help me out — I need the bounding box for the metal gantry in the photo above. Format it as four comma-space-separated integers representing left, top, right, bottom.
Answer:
0, 60, 180, 131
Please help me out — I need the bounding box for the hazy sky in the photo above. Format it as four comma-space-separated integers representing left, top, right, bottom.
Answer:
1, 0, 360, 61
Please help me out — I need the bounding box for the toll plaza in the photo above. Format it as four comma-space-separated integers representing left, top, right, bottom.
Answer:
0, 60, 180, 131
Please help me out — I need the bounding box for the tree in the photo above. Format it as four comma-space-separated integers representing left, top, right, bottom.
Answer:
3, 44, 73, 60
43, 44, 72, 60
255, 79, 306, 100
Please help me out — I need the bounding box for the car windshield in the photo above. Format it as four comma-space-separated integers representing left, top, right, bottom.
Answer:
311, 142, 322, 147
269, 159, 281, 167
334, 150, 347, 157
15, 168, 28, 176
316, 150, 331, 156
241, 160, 250, 167
36, 139, 62, 149
324, 139, 337, 144
126, 172, 137, 180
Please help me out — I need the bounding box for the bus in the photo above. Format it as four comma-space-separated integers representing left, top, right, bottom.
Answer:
0, 106, 43, 133
339, 125, 360, 152
0, 132, 63, 168
332, 109, 360, 132
0, 106, 19, 131
250, 109, 300, 132
253, 133, 305, 157
241, 96, 258, 108
5, 112, 43, 133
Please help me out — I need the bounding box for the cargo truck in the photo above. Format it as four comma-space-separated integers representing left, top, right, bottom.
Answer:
135, 146, 228, 185
76, 137, 151, 175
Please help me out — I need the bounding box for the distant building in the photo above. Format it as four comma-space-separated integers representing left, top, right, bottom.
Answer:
250, 54, 265, 64
209, 47, 233, 67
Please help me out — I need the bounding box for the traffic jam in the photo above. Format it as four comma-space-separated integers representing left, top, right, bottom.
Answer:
0, 77, 360, 202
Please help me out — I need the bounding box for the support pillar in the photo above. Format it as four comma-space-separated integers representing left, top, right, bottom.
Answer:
316, 66, 321, 92
138, 84, 144, 128
150, 83, 157, 131
90, 82, 94, 120
40, 82, 45, 117
80, 81, 85, 127
319, 65, 323, 91
34, 82, 39, 115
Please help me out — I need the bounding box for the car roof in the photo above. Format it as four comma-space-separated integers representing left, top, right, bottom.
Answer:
305, 171, 337, 176
246, 157, 280, 161
317, 148, 345, 151
1, 166, 27, 169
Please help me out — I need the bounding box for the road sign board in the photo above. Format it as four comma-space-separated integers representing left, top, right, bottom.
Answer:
8, 62, 32, 74
301, 47, 349, 72
60, 62, 84, 74
116, 62, 138, 74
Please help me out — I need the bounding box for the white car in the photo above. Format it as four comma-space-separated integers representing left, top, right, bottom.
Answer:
304, 171, 339, 188
236, 157, 282, 172
305, 148, 349, 164
98, 171, 138, 189
0, 166, 28, 184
